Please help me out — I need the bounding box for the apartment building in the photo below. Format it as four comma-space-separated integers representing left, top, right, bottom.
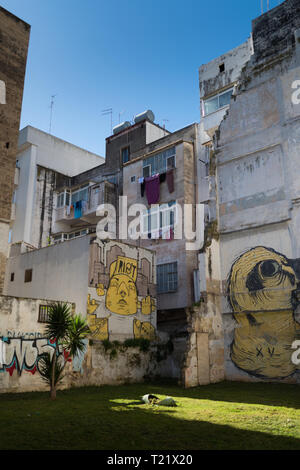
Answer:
10, 126, 105, 252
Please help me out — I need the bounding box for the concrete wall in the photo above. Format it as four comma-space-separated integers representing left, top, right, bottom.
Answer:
213, 0, 300, 384
199, 38, 253, 99
0, 8, 30, 293
0, 238, 161, 393
18, 126, 104, 177
199, 38, 253, 139
0, 294, 162, 393
0, 295, 75, 393
4, 235, 90, 315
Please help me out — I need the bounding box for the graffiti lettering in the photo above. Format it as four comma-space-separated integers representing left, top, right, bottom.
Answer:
256, 347, 263, 357
0, 336, 64, 376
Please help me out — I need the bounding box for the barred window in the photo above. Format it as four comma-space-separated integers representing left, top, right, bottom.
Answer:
38, 305, 50, 323
157, 262, 178, 294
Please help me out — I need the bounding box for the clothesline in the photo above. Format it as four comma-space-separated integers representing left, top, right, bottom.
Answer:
140, 168, 174, 204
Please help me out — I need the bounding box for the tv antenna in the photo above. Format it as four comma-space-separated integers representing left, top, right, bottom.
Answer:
162, 119, 169, 129
261, 0, 270, 13
102, 108, 113, 135
49, 94, 56, 134
118, 110, 125, 123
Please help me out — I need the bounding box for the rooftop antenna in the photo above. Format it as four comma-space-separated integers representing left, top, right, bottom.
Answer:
49, 94, 56, 134
162, 119, 169, 129
102, 108, 113, 135
261, 0, 263, 13
118, 110, 125, 123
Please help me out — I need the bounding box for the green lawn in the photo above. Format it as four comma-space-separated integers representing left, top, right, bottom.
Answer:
0, 380, 300, 450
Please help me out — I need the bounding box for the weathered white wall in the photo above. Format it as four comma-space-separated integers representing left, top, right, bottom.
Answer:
213, 19, 300, 384
145, 121, 170, 144
4, 235, 90, 315
18, 126, 104, 177
12, 145, 37, 245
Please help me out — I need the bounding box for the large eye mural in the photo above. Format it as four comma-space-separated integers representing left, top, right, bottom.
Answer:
227, 246, 300, 379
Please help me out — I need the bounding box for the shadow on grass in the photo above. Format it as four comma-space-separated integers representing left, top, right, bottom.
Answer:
0, 381, 300, 450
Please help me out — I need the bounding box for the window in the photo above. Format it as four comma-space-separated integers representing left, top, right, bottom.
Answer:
57, 192, 65, 208
10, 273, 14, 282
57, 190, 70, 208
142, 201, 176, 236
71, 185, 89, 205
167, 155, 175, 170
219, 63, 225, 73
38, 305, 50, 323
157, 262, 178, 293
202, 87, 233, 116
143, 147, 176, 177
24, 269, 32, 283
122, 146, 130, 164
143, 165, 151, 178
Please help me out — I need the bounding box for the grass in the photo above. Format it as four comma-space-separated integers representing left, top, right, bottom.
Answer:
0, 380, 300, 450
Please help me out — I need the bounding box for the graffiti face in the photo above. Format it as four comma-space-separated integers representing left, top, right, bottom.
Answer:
88, 242, 157, 341
228, 246, 300, 379
105, 257, 138, 315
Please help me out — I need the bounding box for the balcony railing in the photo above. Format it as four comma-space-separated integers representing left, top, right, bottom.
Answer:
54, 181, 116, 223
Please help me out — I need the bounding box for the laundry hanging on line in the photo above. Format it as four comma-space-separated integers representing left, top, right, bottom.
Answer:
166, 169, 174, 193
145, 174, 160, 205
74, 200, 82, 218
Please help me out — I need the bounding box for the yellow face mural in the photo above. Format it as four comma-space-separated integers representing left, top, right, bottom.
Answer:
87, 244, 157, 342
227, 246, 300, 379
105, 256, 138, 315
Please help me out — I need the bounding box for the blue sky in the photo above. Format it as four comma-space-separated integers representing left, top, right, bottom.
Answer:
1, 0, 284, 157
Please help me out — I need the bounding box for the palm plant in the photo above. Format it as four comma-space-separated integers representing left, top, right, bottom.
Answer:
39, 302, 90, 400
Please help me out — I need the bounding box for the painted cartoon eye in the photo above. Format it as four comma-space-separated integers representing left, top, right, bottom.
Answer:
259, 260, 280, 277
128, 280, 136, 291
110, 279, 119, 288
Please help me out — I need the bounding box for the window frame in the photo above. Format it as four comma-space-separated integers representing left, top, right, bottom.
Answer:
143, 147, 176, 177
141, 201, 176, 236
38, 305, 50, 323
202, 87, 234, 117
121, 146, 130, 164
157, 262, 178, 294
24, 269, 33, 283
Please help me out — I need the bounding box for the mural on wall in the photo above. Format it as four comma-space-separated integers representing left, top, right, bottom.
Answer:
87, 241, 156, 341
227, 246, 300, 379
0, 334, 70, 377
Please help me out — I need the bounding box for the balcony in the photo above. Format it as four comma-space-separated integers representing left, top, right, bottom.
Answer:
54, 181, 116, 225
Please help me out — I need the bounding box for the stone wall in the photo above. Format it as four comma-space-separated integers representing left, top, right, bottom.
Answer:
0, 8, 30, 292
0, 293, 174, 394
